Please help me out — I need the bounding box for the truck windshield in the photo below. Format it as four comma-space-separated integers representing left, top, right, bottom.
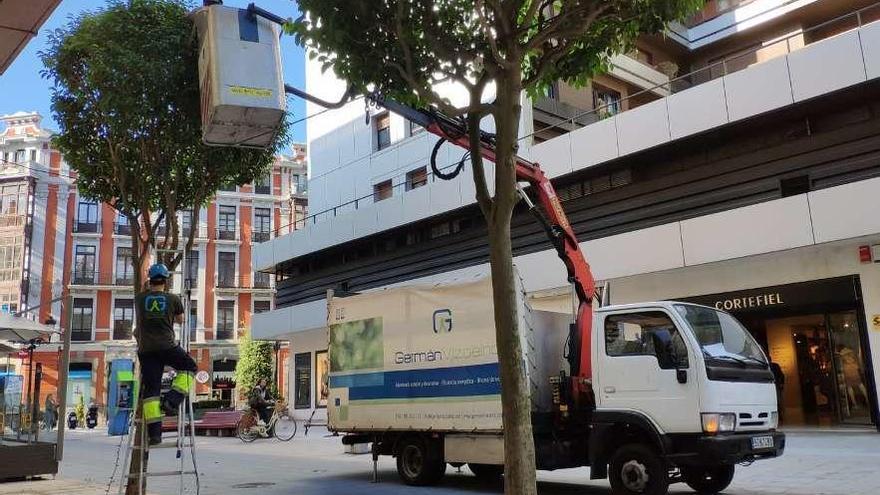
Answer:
674, 304, 768, 367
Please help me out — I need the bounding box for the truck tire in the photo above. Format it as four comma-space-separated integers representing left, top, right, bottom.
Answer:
609, 444, 669, 495
682, 465, 735, 494
468, 463, 503, 482
396, 436, 445, 486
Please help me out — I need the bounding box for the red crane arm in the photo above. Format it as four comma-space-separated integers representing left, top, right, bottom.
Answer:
419, 117, 597, 387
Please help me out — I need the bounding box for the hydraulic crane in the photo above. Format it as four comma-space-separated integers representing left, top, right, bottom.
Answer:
285, 85, 598, 409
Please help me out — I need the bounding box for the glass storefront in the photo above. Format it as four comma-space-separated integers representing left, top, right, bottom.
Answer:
681, 276, 877, 428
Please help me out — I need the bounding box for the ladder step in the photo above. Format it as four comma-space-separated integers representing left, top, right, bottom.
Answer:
125, 470, 197, 479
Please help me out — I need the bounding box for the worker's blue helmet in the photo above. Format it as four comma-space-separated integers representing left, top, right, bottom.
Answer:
148, 263, 170, 281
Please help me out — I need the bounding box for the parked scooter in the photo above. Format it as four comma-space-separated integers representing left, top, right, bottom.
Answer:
67, 411, 78, 430
86, 404, 98, 429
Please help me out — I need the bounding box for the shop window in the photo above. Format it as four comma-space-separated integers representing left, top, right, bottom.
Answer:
373, 180, 393, 202
604, 311, 688, 369
406, 167, 428, 191
293, 352, 311, 409
375, 113, 391, 151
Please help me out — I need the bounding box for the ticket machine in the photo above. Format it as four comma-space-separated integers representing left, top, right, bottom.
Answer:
107, 359, 136, 436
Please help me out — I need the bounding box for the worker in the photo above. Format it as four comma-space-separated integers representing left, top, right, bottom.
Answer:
135, 263, 197, 445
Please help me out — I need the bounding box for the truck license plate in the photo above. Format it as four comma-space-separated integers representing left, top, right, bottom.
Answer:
751, 436, 774, 450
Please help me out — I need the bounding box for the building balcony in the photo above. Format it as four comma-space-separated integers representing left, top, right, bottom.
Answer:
113, 222, 132, 236
215, 328, 235, 340
214, 273, 274, 292
69, 271, 136, 288
112, 322, 133, 340
0, 214, 25, 229
72, 220, 100, 235
215, 227, 239, 242
251, 230, 272, 243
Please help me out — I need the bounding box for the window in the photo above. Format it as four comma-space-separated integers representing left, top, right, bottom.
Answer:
113, 299, 134, 340
253, 207, 271, 243
219, 181, 236, 192
0, 236, 23, 282
373, 180, 393, 202
14, 149, 25, 163
185, 250, 199, 288
406, 167, 428, 191
115, 213, 130, 235
217, 252, 236, 288
592, 83, 621, 117
115, 247, 133, 285
255, 173, 272, 195
291, 174, 301, 195
253, 271, 271, 289
76, 200, 99, 233
375, 113, 391, 151
408, 119, 424, 136
74, 246, 96, 284
253, 300, 271, 314
604, 311, 688, 369
180, 209, 196, 237
71, 298, 93, 341
29, 150, 36, 162
218, 205, 236, 240
189, 300, 198, 342
216, 300, 235, 339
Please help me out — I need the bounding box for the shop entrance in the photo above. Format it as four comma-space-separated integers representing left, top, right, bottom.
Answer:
757, 311, 872, 426
681, 276, 878, 429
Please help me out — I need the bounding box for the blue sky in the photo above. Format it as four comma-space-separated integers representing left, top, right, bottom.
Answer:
0, 0, 307, 144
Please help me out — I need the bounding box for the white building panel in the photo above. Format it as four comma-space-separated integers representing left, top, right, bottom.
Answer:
369, 146, 399, 182
809, 176, 880, 243
374, 194, 405, 229
351, 205, 380, 239
582, 223, 685, 281
667, 78, 729, 140
723, 56, 794, 122
429, 174, 464, 214
286, 227, 311, 259
569, 116, 619, 172
402, 186, 431, 224
308, 219, 333, 253
329, 212, 355, 245
337, 120, 357, 166
680, 195, 814, 266
787, 30, 866, 102
615, 98, 671, 157
513, 250, 568, 293
860, 19, 880, 80
530, 133, 572, 179
396, 133, 430, 169
253, 238, 274, 272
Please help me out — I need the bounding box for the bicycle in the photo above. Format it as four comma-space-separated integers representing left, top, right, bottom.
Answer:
236, 401, 296, 442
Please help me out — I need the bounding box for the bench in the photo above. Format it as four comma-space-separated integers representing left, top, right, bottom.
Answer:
161, 410, 243, 437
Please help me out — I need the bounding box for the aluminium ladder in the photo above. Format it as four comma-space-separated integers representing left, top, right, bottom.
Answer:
116, 254, 200, 495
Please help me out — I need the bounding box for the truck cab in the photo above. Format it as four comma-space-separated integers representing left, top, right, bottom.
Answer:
589, 301, 785, 494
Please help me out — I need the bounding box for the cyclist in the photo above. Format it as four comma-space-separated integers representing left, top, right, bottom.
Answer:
249, 378, 274, 427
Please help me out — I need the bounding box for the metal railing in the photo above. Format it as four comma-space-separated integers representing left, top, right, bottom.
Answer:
0, 214, 25, 228
214, 273, 274, 290
251, 230, 272, 243
215, 227, 239, 241
72, 220, 100, 234
69, 271, 136, 286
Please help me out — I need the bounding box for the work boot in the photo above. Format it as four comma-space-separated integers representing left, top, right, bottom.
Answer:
160, 397, 177, 416
149, 435, 162, 446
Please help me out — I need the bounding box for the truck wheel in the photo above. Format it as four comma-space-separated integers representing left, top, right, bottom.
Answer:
609, 444, 669, 495
468, 463, 503, 482
396, 437, 445, 486
682, 465, 735, 494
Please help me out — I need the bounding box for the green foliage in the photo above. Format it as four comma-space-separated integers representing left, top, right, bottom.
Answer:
289, 0, 702, 107
329, 317, 384, 372
234, 333, 275, 396
41, 0, 288, 269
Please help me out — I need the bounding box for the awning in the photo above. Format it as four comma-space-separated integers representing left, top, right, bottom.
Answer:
0, 313, 59, 343
0, 0, 62, 74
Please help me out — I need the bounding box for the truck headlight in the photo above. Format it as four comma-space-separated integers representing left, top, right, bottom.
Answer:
770, 411, 779, 429
701, 413, 736, 434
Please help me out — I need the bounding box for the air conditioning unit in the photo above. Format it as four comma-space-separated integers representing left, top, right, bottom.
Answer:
191, 4, 286, 148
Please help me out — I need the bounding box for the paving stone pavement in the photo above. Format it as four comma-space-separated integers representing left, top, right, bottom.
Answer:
6, 426, 878, 495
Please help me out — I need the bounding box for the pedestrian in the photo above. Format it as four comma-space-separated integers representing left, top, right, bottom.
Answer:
134, 263, 197, 445
43, 394, 57, 430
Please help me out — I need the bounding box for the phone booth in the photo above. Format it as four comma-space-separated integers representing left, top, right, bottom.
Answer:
107, 359, 136, 436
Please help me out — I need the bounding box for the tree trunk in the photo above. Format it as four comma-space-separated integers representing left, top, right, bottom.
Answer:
487, 72, 538, 495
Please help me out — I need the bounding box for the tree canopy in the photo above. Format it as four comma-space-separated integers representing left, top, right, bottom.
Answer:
41, 0, 287, 272
235, 333, 275, 398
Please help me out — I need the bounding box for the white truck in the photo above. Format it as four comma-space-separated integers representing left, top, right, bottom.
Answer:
326, 276, 784, 495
